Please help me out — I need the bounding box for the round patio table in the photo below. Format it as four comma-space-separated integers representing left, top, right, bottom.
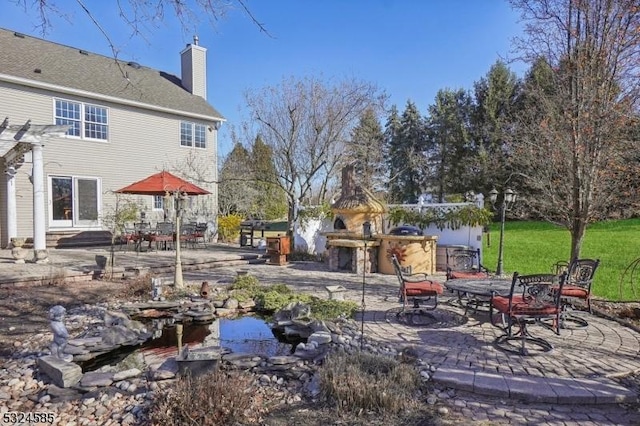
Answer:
445, 278, 512, 298
445, 278, 512, 314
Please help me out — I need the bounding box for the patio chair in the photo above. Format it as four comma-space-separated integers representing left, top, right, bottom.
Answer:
118, 226, 138, 251
150, 222, 175, 251
490, 272, 566, 356
553, 258, 600, 327
446, 248, 490, 280
185, 222, 207, 248
179, 223, 199, 249
391, 254, 443, 319
133, 222, 151, 251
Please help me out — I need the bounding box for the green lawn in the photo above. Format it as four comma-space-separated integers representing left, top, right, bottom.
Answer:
482, 219, 640, 301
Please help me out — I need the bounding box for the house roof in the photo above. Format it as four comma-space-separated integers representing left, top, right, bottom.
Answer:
0, 28, 224, 121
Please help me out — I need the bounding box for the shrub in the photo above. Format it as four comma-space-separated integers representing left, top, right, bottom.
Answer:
255, 289, 312, 312
218, 213, 243, 242
288, 250, 322, 262
308, 298, 359, 320
229, 276, 357, 319
147, 369, 264, 425
117, 273, 152, 299
230, 273, 261, 292
318, 352, 423, 415
41, 267, 68, 287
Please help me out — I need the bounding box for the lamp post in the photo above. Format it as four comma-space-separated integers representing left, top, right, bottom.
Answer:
165, 189, 188, 289
489, 188, 517, 277
360, 221, 372, 350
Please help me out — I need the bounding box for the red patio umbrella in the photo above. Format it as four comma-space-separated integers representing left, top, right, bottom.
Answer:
115, 171, 210, 196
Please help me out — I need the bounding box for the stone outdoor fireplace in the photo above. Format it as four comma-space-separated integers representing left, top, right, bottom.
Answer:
324, 165, 384, 274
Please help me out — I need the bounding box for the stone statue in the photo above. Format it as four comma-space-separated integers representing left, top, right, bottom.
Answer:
49, 305, 73, 362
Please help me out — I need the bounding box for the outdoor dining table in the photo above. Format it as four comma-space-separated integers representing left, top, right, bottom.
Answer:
445, 277, 512, 314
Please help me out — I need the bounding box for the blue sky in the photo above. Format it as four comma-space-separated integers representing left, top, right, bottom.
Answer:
0, 1, 525, 157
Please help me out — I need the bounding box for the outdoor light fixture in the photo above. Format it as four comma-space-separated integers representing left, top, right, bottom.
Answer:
360, 221, 372, 350
489, 188, 517, 277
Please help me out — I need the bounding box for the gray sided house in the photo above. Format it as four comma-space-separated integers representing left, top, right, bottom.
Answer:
0, 28, 223, 253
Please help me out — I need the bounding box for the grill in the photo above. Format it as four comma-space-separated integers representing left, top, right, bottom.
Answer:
389, 225, 423, 236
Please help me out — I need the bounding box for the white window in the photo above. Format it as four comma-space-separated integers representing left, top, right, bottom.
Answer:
180, 121, 207, 148
153, 195, 164, 211
55, 99, 108, 140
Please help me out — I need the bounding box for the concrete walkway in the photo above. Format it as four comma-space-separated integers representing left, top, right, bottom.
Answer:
1, 244, 639, 412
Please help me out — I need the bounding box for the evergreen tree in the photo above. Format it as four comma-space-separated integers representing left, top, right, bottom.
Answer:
386, 101, 428, 203
250, 135, 288, 220
470, 61, 520, 195
344, 108, 385, 191
425, 89, 472, 202
384, 105, 402, 201
218, 143, 255, 216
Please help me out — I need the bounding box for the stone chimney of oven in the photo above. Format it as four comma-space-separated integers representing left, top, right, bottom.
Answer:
181, 35, 207, 100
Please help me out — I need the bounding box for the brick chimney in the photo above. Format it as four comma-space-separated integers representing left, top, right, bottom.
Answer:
180, 35, 207, 100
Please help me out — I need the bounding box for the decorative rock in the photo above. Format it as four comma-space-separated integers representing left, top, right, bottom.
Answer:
103, 311, 130, 327
223, 298, 239, 309
222, 353, 263, 369
37, 356, 82, 388
113, 369, 142, 381
214, 308, 235, 317
308, 331, 332, 345
183, 310, 215, 322
101, 325, 148, 346
180, 346, 225, 361
437, 406, 449, 415
325, 285, 347, 300
268, 356, 299, 365
151, 369, 176, 380
274, 302, 311, 323
63, 345, 90, 355
238, 299, 256, 309
80, 372, 114, 388
67, 337, 102, 347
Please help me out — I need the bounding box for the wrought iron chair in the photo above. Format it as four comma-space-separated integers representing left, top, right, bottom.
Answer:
118, 226, 138, 251
490, 272, 566, 356
446, 248, 490, 280
150, 222, 175, 251
391, 254, 443, 319
553, 258, 600, 327
133, 222, 151, 252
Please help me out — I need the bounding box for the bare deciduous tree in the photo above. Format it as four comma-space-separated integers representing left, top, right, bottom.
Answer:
243, 75, 385, 230
510, 0, 640, 260
11, 0, 269, 60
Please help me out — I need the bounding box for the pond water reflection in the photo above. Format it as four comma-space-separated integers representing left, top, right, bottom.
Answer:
80, 316, 297, 372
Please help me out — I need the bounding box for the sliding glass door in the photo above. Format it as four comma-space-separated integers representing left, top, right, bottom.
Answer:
49, 176, 100, 227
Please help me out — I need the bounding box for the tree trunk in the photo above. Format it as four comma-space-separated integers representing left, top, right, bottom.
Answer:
287, 199, 297, 252
570, 217, 586, 261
